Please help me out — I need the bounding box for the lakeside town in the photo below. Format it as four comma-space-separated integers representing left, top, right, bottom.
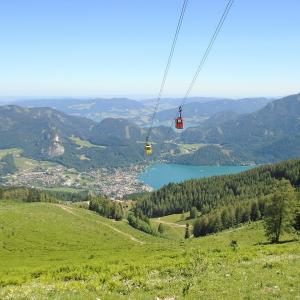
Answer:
2, 163, 153, 198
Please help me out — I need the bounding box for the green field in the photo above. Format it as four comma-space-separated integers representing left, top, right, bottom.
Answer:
70, 136, 106, 149
14, 156, 56, 171
0, 148, 22, 159
0, 147, 58, 171
178, 143, 206, 154
0, 201, 299, 299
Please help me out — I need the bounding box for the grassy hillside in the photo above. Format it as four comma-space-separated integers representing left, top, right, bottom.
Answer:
0, 201, 299, 299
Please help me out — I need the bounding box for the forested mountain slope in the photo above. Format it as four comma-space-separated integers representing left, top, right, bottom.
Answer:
1, 93, 300, 169
136, 158, 300, 217
0, 105, 173, 170
179, 93, 300, 164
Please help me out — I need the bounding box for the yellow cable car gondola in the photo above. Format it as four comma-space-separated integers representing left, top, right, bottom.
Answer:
145, 143, 152, 155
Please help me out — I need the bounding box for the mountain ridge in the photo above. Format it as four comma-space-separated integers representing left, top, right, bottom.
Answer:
0, 105, 172, 170
178, 93, 300, 164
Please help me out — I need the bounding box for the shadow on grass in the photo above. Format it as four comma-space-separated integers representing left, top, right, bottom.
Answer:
255, 238, 298, 246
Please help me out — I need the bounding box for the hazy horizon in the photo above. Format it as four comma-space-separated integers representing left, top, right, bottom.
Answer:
1, 0, 300, 98
0, 94, 286, 103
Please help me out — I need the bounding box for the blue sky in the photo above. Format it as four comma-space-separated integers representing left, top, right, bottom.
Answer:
0, 0, 299, 98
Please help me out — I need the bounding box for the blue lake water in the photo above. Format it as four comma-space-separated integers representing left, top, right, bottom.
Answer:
139, 164, 254, 189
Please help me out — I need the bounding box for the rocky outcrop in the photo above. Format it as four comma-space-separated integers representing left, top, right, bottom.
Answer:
42, 133, 65, 157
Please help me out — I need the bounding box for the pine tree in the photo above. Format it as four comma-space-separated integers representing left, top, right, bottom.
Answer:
212, 212, 222, 232
294, 212, 300, 231
193, 216, 208, 237
221, 208, 230, 229
184, 223, 190, 239
250, 201, 261, 221
114, 203, 123, 221
190, 207, 198, 219
258, 198, 266, 217
241, 206, 251, 223
228, 206, 236, 227
264, 180, 297, 243
158, 223, 165, 234
181, 210, 186, 221
235, 205, 243, 224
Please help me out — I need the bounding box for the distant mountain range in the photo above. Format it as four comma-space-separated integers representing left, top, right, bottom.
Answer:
141, 97, 222, 109
176, 93, 300, 165
0, 106, 174, 170
14, 98, 147, 124
1, 93, 300, 170
156, 98, 272, 121
12, 96, 274, 127
15, 98, 145, 111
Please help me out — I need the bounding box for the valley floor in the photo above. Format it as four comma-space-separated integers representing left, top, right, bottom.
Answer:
0, 146, 152, 198
0, 201, 299, 299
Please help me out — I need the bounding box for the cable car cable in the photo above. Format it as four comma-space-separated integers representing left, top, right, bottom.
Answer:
181, 0, 234, 108
166, 0, 234, 140
146, 0, 189, 144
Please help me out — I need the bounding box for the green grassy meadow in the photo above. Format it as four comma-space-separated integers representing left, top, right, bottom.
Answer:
0, 201, 299, 299
178, 144, 206, 154
70, 136, 106, 149
0, 147, 58, 172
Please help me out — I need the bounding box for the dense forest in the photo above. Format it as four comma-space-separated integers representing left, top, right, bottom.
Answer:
88, 195, 124, 220
192, 178, 300, 239
192, 198, 265, 237
135, 158, 300, 217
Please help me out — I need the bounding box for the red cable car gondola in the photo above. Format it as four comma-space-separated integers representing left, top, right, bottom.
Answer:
175, 106, 184, 129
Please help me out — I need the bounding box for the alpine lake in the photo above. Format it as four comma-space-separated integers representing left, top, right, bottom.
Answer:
139, 163, 254, 189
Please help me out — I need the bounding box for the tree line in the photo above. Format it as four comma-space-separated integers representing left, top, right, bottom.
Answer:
0, 185, 126, 222
193, 198, 264, 237
0, 186, 88, 203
